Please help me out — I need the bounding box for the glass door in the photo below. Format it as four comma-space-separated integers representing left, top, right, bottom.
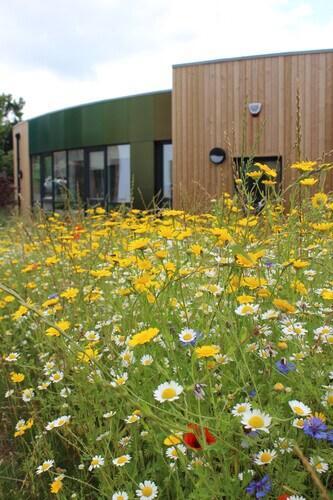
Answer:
87, 149, 106, 205
154, 141, 173, 207
41, 154, 53, 210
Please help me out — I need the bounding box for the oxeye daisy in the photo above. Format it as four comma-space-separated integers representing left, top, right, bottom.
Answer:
136, 480, 158, 499
36, 459, 54, 475
179, 328, 199, 345
235, 304, 259, 316
49, 371, 64, 383
321, 389, 333, 407
241, 409, 272, 433
165, 444, 187, 460
112, 455, 131, 467
231, 402, 252, 417
88, 455, 104, 471
254, 449, 277, 465
140, 354, 153, 366
112, 492, 129, 500
292, 418, 305, 429
288, 400, 311, 416
309, 456, 329, 474
153, 381, 183, 403
274, 437, 293, 454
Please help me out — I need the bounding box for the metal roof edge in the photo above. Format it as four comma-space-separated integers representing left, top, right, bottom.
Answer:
172, 48, 333, 69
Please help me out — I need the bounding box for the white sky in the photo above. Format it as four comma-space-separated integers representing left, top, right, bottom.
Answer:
1, 0, 332, 119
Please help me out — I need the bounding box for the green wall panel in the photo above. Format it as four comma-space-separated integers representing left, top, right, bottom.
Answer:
131, 141, 155, 208
28, 90, 171, 207
29, 91, 171, 153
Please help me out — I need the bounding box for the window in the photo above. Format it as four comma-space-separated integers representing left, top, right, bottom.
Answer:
31, 155, 41, 205
234, 156, 282, 208
41, 155, 53, 210
107, 145, 131, 204
54, 151, 67, 208
68, 149, 84, 206
163, 144, 173, 203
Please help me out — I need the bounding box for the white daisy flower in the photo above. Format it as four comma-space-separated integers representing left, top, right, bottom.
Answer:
49, 371, 64, 383
165, 444, 187, 460
36, 459, 54, 475
261, 309, 279, 320
179, 328, 198, 344
253, 449, 277, 465
84, 330, 100, 342
231, 402, 252, 417
110, 372, 128, 387
60, 387, 71, 398
141, 354, 154, 366
235, 304, 259, 316
22, 388, 35, 402
321, 389, 333, 407
112, 492, 129, 500
103, 410, 116, 418
309, 456, 329, 474
289, 496, 306, 500
292, 418, 305, 429
5, 389, 14, 398
4, 352, 20, 362
241, 409, 271, 433
288, 400, 311, 416
282, 323, 307, 337
112, 455, 131, 467
273, 437, 293, 454
45, 415, 71, 431
125, 414, 141, 424
120, 349, 135, 367
136, 480, 158, 499
153, 381, 183, 403
88, 455, 104, 471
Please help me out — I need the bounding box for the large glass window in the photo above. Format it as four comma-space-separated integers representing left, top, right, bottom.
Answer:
88, 150, 105, 202
54, 151, 67, 208
41, 155, 53, 210
31, 155, 41, 205
107, 145, 131, 204
68, 149, 84, 206
163, 144, 172, 204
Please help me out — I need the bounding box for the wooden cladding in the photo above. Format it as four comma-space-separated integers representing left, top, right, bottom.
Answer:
172, 52, 333, 209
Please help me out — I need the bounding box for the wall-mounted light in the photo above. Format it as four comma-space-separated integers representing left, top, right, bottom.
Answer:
209, 147, 226, 165
248, 102, 262, 116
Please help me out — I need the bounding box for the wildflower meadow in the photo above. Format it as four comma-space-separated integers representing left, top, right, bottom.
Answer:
1, 160, 333, 499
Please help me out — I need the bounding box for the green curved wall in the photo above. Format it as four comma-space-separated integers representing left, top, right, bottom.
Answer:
28, 91, 172, 206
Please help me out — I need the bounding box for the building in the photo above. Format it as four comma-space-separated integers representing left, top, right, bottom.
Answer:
13, 49, 333, 213
13, 91, 172, 214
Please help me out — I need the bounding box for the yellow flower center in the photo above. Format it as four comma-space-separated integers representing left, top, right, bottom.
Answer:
162, 388, 177, 400
92, 458, 99, 465
142, 486, 153, 496
237, 405, 246, 413
183, 333, 193, 341
117, 456, 128, 464
248, 415, 264, 428
327, 394, 333, 406
293, 406, 305, 415
260, 452, 272, 463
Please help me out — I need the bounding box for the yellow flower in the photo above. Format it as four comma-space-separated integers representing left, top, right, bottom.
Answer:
262, 180, 276, 186
321, 289, 333, 300
60, 287, 79, 300
195, 345, 220, 358
77, 347, 99, 362
311, 222, 333, 231
10, 372, 25, 383
50, 479, 63, 494
300, 177, 318, 186
291, 161, 317, 172
189, 244, 203, 256
273, 298, 296, 314
12, 305, 28, 320
246, 171, 262, 179
45, 320, 71, 337
128, 328, 160, 347
163, 434, 182, 446
255, 162, 277, 178
127, 238, 149, 251
311, 192, 328, 208
292, 259, 309, 269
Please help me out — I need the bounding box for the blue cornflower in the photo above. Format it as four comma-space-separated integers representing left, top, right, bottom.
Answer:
248, 389, 257, 398
325, 429, 333, 443
246, 474, 272, 498
275, 358, 296, 374
303, 417, 327, 440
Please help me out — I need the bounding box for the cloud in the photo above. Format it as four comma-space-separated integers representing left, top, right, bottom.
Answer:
1, 0, 332, 118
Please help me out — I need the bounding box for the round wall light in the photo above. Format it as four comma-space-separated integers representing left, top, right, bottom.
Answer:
209, 147, 226, 165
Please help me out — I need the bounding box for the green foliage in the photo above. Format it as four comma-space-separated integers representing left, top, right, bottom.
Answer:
0, 93, 25, 176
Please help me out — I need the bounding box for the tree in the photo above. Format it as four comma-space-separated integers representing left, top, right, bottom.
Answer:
0, 93, 25, 176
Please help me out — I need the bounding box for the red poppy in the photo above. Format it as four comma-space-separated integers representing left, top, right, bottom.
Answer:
277, 495, 289, 500
183, 423, 217, 450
